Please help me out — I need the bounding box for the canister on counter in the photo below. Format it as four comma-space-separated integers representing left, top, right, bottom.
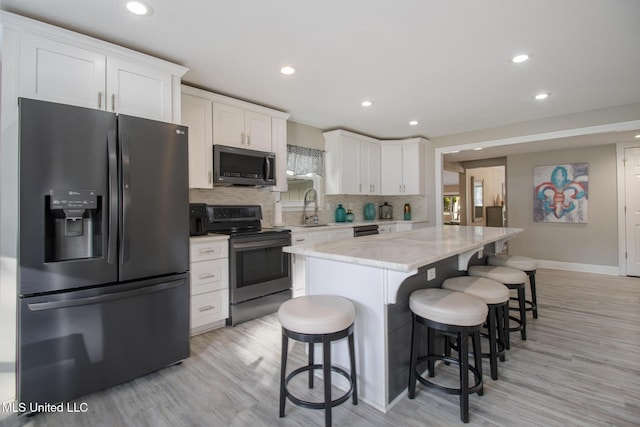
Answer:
404, 203, 411, 220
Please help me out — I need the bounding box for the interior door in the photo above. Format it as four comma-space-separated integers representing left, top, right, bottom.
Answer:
625, 147, 640, 276
118, 115, 189, 282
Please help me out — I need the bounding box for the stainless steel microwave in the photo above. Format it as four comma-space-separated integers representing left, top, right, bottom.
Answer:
213, 145, 276, 186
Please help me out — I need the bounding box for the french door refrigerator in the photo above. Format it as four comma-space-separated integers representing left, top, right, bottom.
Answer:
17, 98, 190, 406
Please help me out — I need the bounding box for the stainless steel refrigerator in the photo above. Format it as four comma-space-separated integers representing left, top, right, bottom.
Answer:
17, 98, 190, 406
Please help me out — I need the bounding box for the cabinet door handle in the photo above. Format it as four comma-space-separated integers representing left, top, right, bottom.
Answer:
247, 133, 251, 146
403, 184, 406, 192
199, 248, 218, 254
359, 183, 362, 192
208, 171, 212, 183
295, 238, 306, 243
111, 94, 116, 112
241, 132, 245, 145
399, 184, 402, 192
198, 305, 216, 312
199, 274, 216, 280
98, 91, 103, 109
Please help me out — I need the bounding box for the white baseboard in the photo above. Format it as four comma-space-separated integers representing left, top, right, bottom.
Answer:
536, 259, 619, 276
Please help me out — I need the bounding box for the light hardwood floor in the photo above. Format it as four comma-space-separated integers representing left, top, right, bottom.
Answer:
1, 269, 639, 426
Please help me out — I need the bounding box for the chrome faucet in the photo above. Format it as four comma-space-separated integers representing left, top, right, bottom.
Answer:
302, 188, 319, 224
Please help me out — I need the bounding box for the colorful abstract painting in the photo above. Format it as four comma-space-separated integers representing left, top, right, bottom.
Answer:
533, 163, 588, 223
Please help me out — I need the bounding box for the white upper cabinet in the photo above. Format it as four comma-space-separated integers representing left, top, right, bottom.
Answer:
324, 130, 381, 195
213, 102, 272, 152
20, 34, 106, 109
183, 85, 289, 189
182, 92, 214, 188
380, 139, 426, 195
11, 13, 187, 123
271, 117, 288, 192
106, 57, 173, 120
360, 140, 381, 195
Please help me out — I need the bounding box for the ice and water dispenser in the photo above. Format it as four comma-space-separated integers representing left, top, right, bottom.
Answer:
45, 189, 102, 262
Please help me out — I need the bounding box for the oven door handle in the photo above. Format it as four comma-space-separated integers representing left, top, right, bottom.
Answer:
232, 239, 290, 250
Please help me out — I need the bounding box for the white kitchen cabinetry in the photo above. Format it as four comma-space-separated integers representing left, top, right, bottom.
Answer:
380, 139, 426, 195
189, 236, 229, 335
17, 23, 185, 123
182, 93, 213, 188
213, 102, 272, 152
324, 130, 381, 195
182, 85, 289, 189
271, 117, 288, 192
290, 227, 354, 297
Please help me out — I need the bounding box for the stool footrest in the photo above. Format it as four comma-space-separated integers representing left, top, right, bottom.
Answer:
414, 354, 483, 396
284, 364, 355, 410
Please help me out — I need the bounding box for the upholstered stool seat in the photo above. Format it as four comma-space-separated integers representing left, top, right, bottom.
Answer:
489, 254, 538, 318
443, 276, 510, 380
408, 288, 487, 423
278, 295, 357, 427
468, 265, 528, 347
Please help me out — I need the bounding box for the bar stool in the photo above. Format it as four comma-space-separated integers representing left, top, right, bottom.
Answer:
442, 276, 510, 380
278, 295, 357, 427
489, 254, 538, 318
408, 288, 487, 423
468, 265, 528, 348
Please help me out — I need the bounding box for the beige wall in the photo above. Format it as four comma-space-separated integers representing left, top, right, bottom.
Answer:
506, 144, 618, 266
287, 121, 324, 150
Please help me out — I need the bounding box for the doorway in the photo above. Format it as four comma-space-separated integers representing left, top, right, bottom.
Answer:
621, 146, 640, 276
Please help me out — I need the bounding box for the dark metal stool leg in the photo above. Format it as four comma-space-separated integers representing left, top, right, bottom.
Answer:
408, 314, 419, 399
348, 331, 358, 404
279, 333, 288, 417
428, 326, 436, 377
518, 286, 527, 340
459, 331, 469, 423
487, 308, 498, 380
472, 330, 483, 396
308, 343, 314, 388
322, 336, 332, 427
497, 304, 507, 361
503, 302, 510, 350
528, 270, 538, 318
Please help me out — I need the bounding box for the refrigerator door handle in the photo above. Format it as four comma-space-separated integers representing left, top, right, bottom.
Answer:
26, 279, 185, 311
107, 130, 118, 264
120, 133, 131, 264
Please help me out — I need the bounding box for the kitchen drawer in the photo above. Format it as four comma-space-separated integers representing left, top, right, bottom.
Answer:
191, 289, 228, 328
191, 258, 228, 295
190, 238, 228, 262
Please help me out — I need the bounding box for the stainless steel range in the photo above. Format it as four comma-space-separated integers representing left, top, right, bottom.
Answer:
206, 205, 291, 326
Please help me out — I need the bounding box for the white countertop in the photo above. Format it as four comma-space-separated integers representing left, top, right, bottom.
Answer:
285, 219, 428, 232
284, 225, 523, 272
189, 234, 229, 242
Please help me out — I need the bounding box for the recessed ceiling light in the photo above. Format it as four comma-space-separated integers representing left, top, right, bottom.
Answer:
409, 120, 419, 126
473, 147, 483, 151
512, 54, 530, 63
534, 92, 550, 101
361, 100, 373, 107
635, 134, 640, 139
126, 1, 152, 16
280, 66, 297, 75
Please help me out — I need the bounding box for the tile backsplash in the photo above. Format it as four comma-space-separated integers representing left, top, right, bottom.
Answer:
190, 188, 427, 226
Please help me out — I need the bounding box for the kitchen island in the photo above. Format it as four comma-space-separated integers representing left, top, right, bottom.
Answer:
283, 225, 523, 413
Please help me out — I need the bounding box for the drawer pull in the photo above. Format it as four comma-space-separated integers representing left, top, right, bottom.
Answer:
198, 274, 216, 279
198, 305, 216, 312
199, 248, 218, 254
295, 238, 306, 242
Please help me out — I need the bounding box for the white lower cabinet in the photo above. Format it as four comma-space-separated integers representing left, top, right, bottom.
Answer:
290, 228, 354, 297
189, 236, 229, 335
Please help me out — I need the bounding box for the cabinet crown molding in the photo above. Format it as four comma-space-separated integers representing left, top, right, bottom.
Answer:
1, 11, 188, 77
181, 84, 290, 120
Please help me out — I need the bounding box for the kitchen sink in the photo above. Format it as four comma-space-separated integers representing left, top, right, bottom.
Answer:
299, 223, 329, 227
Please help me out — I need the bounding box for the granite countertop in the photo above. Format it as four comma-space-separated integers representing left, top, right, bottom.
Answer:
283, 225, 523, 272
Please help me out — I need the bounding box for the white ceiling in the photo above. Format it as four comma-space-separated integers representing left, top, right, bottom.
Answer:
2, 0, 640, 159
